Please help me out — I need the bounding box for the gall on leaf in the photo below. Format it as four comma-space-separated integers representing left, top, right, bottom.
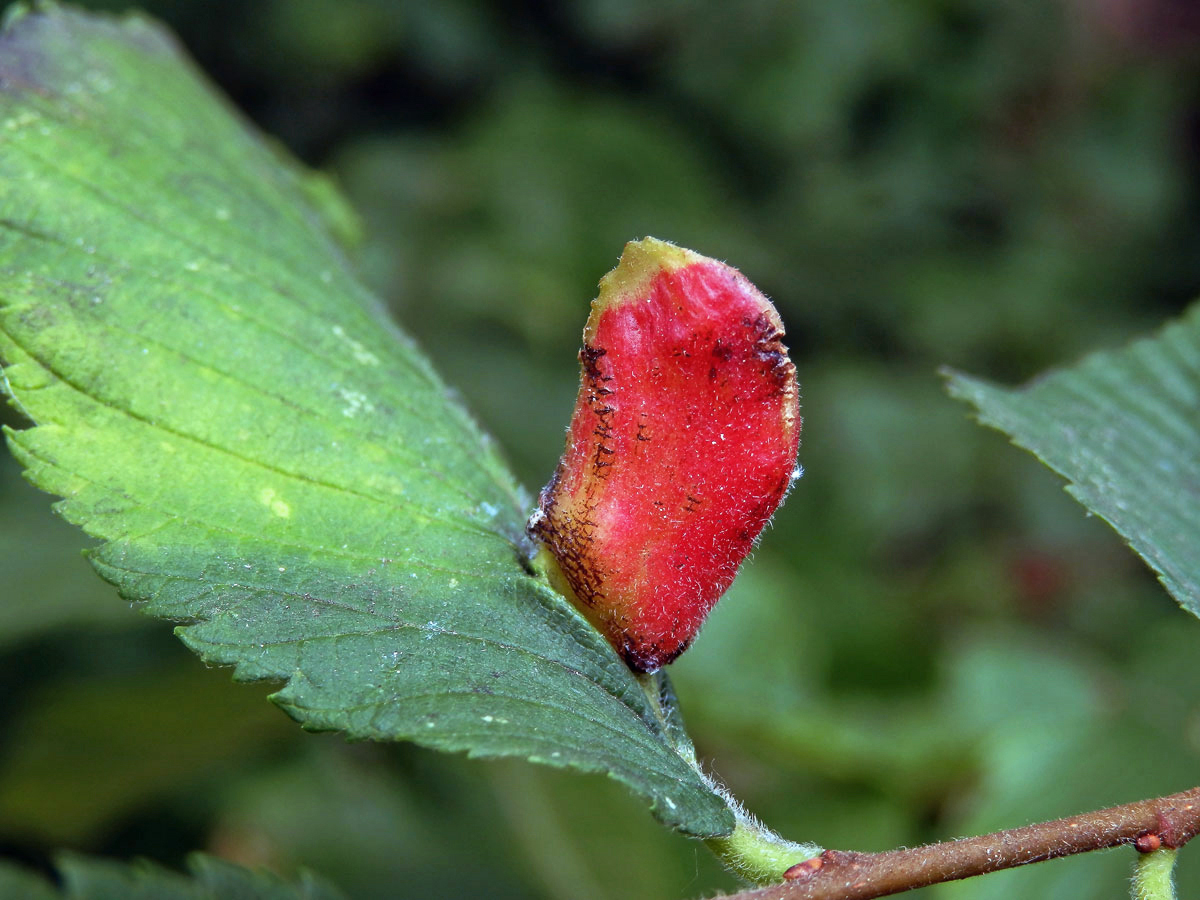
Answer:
528, 237, 801, 672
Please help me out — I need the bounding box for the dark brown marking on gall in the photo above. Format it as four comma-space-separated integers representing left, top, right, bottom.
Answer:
584, 343, 618, 479
582, 344, 617, 453
538, 513, 606, 609
590, 379, 619, 482
529, 469, 607, 609
744, 312, 794, 392
620, 631, 695, 672
531, 465, 562, 525
528, 339, 629, 612
580, 343, 607, 380
712, 337, 734, 361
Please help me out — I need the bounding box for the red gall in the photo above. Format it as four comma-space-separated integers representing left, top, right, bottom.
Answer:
529, 238, 801, 672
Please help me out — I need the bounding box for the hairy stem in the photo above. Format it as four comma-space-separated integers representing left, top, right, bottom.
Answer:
718, 786, 1200, 900
704, 816, 822, 886
1132, 850, 1178, 900
636, 672, 821, 884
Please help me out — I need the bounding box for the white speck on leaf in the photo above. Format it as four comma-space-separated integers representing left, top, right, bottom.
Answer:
337, 387, 374, 418
331, 324, 381, 366
258, 487, 292, 518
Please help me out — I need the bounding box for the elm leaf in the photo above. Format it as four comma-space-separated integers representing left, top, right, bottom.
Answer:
0, 4, 732, 837
945, 303, 1200, 617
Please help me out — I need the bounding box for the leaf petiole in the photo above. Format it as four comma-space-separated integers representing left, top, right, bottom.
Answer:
1133, 849, 1178, 900
636, 672, 823, 884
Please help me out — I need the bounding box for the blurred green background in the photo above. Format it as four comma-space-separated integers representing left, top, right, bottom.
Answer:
2, 1, 1200, 897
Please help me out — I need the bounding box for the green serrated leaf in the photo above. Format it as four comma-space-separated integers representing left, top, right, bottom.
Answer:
0, 4, 732, 836
945, 303, 1200, 618
0, 852, 345, 900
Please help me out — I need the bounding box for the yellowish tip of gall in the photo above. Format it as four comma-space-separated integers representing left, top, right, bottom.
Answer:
594, 237, 702, 315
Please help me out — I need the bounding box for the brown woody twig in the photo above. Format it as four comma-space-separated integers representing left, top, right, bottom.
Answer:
723, 786, 1200, 900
